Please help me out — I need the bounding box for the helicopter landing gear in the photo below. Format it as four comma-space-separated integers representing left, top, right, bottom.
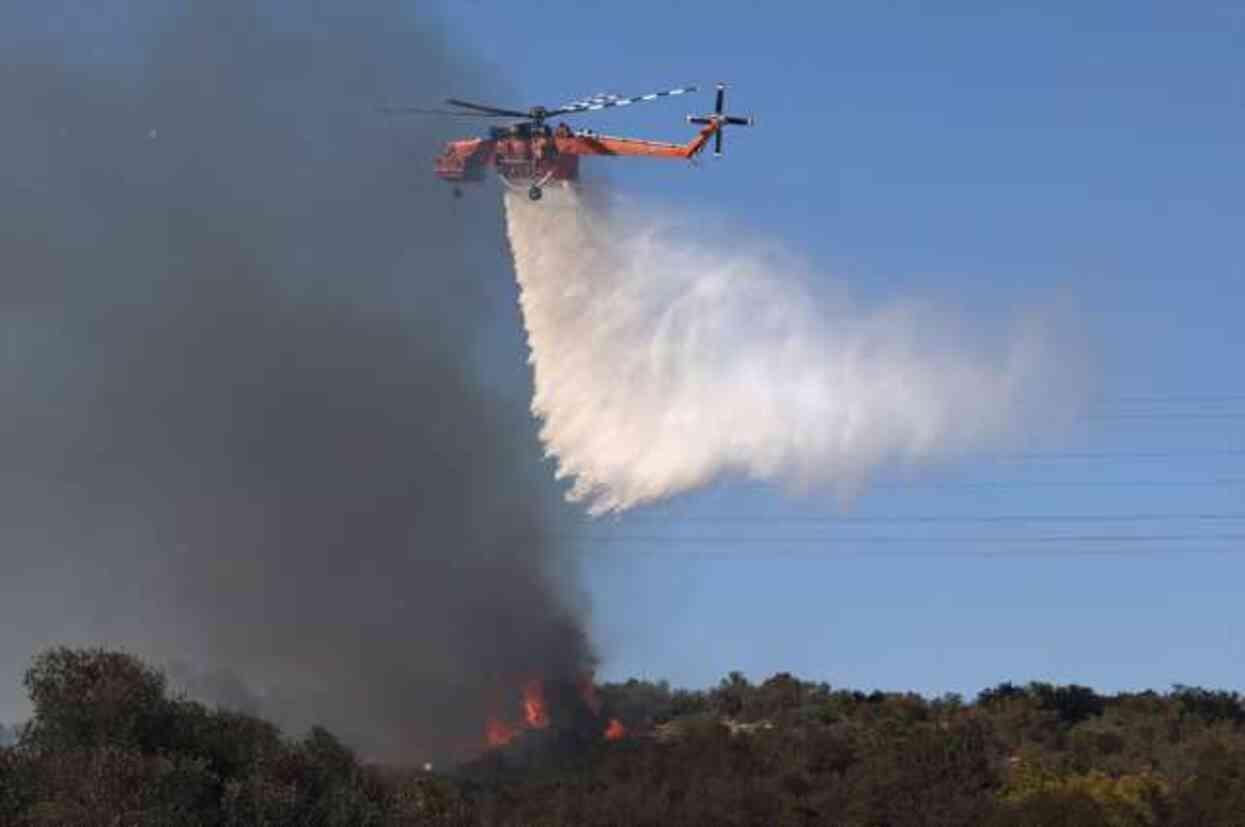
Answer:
528, 185, 543, 202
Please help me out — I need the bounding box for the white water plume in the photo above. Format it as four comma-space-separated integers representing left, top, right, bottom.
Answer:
505, 184, 1072, 516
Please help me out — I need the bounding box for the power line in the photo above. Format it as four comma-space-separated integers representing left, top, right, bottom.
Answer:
1085, 413, 1245, 421
581, 545, 1245, 559
1102, 394, 1245, 404
594, 512, 1245, 525
726, 479, 1245, 490
1002, 450, 1245, 460
575, 533, 1245, 545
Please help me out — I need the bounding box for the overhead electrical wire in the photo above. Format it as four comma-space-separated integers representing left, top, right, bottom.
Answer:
567, 391, 1245, 557
574, 533, 1245, 545
1097, 393, 1245, 404
579, 545, 1245, 558
589, 512, 1245, 525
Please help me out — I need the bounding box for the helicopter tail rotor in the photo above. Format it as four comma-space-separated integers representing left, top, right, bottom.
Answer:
687, 83, 753, 156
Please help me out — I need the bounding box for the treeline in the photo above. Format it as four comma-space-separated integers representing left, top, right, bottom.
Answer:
470, 672, 1245, 825
0, 647, 466, 825
3, 648, 1245, 825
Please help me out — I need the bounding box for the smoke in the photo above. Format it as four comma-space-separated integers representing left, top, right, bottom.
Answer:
1, 1, 592, 762
505, 184, 1077, 515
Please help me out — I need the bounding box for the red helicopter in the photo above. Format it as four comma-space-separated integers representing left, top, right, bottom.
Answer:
383, 83, 752, 201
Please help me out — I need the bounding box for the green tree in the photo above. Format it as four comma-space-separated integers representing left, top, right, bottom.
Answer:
712, 671, 752, 718
21, 646, 175, 754
1168, 739, 1245, 827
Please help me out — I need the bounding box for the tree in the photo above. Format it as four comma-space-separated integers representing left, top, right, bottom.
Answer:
0, 743, 35, 822
1168, 739, 1245, 827
1028, 683, 1106, 726
712, 671, 751, 718
1172, 686, 1245, 726
978, 681, 1029, 707
842, 717, 1003, 826
21, 646, 174, 754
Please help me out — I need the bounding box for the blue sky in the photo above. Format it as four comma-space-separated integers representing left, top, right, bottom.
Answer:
448, 1, 1245, 695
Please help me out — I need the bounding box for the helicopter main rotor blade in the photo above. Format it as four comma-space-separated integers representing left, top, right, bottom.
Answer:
714, 84, 725, 115
444, 98, 531, 118
378, 106, 515, 117
547, 84, 698, 118
714, 129, 723, 156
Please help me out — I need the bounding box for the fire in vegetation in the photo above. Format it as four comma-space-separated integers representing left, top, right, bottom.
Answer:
483, 675, 627, 749
522, 679, 550, 729
486, 717, 517, 748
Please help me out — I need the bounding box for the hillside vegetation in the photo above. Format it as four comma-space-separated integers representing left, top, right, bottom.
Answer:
3, 647, 1244, 825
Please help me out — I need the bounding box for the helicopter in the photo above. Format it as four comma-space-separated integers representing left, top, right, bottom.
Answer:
382, 83, 753, 201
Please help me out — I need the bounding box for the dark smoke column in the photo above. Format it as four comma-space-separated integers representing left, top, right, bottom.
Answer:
0, 0, 592, 762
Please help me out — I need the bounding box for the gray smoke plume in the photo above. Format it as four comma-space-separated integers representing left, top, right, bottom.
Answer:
1, 1, 592, 762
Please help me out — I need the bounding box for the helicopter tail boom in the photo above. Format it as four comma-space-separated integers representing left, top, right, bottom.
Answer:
556, 123, 718, 160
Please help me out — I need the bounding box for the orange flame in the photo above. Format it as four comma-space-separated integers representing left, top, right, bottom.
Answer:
522, 679, 549, 729
486, 717, 516, 747
604, 718, 626, 741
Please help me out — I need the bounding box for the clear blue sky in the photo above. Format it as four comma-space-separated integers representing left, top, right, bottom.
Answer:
451, 1, 1245, 695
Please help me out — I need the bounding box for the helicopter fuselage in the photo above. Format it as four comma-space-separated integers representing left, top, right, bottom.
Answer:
426, 84, 750, 201
435, 124, 580, 186
434, 121, 716, 190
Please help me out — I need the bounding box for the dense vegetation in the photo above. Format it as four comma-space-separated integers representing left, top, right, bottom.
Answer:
3, 648, 1245, 825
